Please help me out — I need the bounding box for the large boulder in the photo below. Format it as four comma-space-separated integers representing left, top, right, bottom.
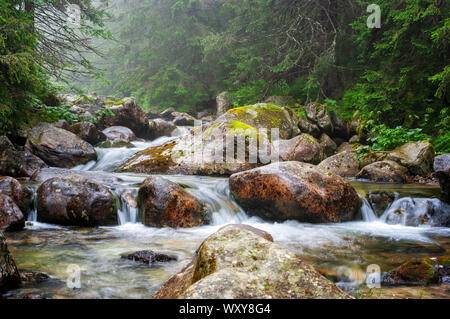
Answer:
138, 176, 207, 228
69, 122, 106, 145
356, 160, 410, 183
99, 126, 136, 148
434, 154, 449, 202
154, 225, 351, 299
216, 91, 233, 116
0, 136, 47, 177
37, 175, 117, 226
117, 104, 299, 175
387, 141, 435, 176
0, 231, 21, 291
366, 191, 396, 216
26, 123, 97, 168
276, 134, 323, 164
297, 116, 321, 138
148, 119, 177, 140
0, 195, 25, 231
317, 151, 360, 178
229, 162, 361, 223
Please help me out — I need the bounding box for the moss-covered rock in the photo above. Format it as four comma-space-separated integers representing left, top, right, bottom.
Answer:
117, 103, 298, 176
387, 256, 450, 285
154, 225, 352, 299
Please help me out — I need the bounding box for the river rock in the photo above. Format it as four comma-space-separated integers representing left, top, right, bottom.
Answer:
298, 116, 321, 138
69, 122, 106, 145
31, 168, 123, 186
276, 134, 323, 164
172, 112, 196, 126
383, 198, 450, 227
99, 126, 136, 148
121, 250, 177, 264
303, 103, 348, 138
0, 177, 31, 214
95, 98, 151, 139
0, 231, 21, 291
37, 175, 117, 226
148, 119, 177, 140
0, 195, 25, 231
0, 136, 47, 178
138, 176, 207, 228
25, 123, 97, 168
117, 104, 298, 175
386, 256, 450, 286
216, 91, 233, 116
320, 133, 338, 157
52, 119, 70, 130
154, 225, 351, 299
434, 154, 449, 202
229, 162, 361, 223
356, 160, 410, 183
387, 141, 435, 176
317, 151, 360, 178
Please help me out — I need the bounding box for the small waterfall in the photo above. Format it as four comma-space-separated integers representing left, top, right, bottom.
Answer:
380, 197, 450, 227
360, 198, 379, 222
112, 188, 140, 225
27, 186, 38, 222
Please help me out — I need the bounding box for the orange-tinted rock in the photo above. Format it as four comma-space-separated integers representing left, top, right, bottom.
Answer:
229, 161, 361, 223
138, 176, 207, 228
0, 195, 25, 231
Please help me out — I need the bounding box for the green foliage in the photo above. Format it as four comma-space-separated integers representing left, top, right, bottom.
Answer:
368, 126, 431, 151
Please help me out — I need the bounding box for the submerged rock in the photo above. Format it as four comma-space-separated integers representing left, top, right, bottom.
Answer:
386, 256, 449, 286
138, 176, 207, 228
0, 136, 47, 178
120, 250, 177, 264
37, 175, 117, 226
382, 197, 450, 227
154, 225, 351, 299
434, 154, 449, 202
387, 141, 435, 176
0, 231, 21, 291
317, 151, 360, 178
229, 162, 361, 223
26, 123, 97, 168
356, 160, 410, 183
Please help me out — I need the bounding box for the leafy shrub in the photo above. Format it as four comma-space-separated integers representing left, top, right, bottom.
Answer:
368, 126, 431, 151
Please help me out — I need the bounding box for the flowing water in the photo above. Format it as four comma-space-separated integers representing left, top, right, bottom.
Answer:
3, 127, 450, 299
